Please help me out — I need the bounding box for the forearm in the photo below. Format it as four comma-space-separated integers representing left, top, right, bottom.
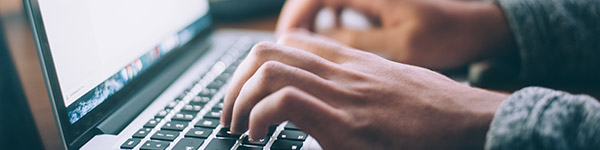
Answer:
485, 87, 600, 150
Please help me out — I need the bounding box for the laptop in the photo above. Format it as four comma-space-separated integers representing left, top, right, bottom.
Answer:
0, 19, 44, 149
24, 0, 321, 149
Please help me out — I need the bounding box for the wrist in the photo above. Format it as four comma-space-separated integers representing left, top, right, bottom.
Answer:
456, 87, 508, 149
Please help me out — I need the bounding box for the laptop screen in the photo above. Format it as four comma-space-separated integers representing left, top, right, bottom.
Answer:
37, 0, 211, 124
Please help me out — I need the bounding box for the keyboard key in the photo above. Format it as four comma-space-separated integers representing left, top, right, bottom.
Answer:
267, 125, 278, 136
207, 80, 225, 90
162, 121, 188, 131
185, 128, 212, 139
278, 130, 307, 141
151, 130, 180, 141
165, 101, 179, 109
195, 118, 219, 128
140, 140, 170, 150
205, 138, 236, 150
181, 104, 202, 112
144, 118, 162, 128
212, 105, 222, 111
242, 136, 268, 146
176, 93, 187, 101
236, 145, 263, 150
284, 123, 300, 131
155, 110, 169, 118
189, 96, 210, 105
216, 73, 232, 82
172, 138, 204, 150
271, 140, 303, 150
204, 109, 222, 119
172, 112, 196, 121
132, 128, 152, 138
197, 88, 217, 98
216, 102, 224, 108
216, 127, 241, 139
120, 138, 141, 149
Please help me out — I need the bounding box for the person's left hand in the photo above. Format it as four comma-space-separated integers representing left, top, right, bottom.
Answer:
221, 30, 508, 149
276, 0, 516, 69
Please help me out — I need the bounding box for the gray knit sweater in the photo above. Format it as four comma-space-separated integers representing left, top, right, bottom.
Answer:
486, 0, 600, 149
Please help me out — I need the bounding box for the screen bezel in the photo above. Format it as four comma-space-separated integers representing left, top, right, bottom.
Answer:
24, 0, 212, 148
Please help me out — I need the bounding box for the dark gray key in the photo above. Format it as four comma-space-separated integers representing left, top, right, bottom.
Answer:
120, 138, 141, 149
195, 118, 219, 128
161, 121, 188, 131
181, 104, 202, 112
212, 105, 222, 111
214, 102, 224, 110
205, 138, 236, 150
197, 88, 217, 98
140, 140, 169, 150
144, 118, 162, 128
206, 80, 225, 90
151, 130, 180, 141
278, 130, 307, 141
172, 138, 204, 150
236, 145, 263, 150
284, 123, 300, 131
189, 96, 211, 105
216, 73, 232, 82
155, 110, 169, 118
216, 127, 241, 139
175, 93, 187, 101
271, 140, 303, 150
132, 128, 152, 138
171, 112, 196, 121
204, 109, 222, 119
185, 128, 212, 139
165, 101, 178, 109
267, 125, 278, 136
242, 136, 268, 146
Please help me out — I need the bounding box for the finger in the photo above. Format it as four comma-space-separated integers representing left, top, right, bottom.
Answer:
276, 0, 384, 35
320, 28, 392, 56
277, 30, 360, 63
276, 0, 324, 35
230, 61, 336, 133
247, 86, 348, 142
221, 42, 339, 126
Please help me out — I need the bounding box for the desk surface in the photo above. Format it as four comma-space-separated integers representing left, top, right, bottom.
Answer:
2, 9, 278, 149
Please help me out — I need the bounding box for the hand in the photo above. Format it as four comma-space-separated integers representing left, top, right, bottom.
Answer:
276, 0, 516, 69
221, 31, 509, 149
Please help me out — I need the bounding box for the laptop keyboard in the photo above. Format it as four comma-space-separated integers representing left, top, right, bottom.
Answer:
120, 37, 310, 150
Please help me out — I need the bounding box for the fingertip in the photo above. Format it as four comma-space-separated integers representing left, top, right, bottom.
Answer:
248, 128, 268, 142
219, 119, 230, 127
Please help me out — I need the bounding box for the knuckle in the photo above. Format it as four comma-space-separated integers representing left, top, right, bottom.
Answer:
277, 33, 302, 45
256, 61, 285, 83
250, 41, 278, 58
274, 86, 300, 107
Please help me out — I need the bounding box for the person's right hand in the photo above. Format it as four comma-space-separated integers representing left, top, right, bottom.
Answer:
276, 0, 516, 69
220, 31, 508, 150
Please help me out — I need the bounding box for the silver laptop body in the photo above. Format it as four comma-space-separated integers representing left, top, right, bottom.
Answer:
24, 0, 321, 149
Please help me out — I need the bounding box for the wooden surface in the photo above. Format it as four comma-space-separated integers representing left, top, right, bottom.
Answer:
1, 3, 278, 149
